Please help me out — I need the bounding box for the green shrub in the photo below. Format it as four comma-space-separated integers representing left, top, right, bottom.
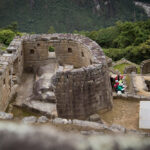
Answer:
48, 46, 55, 52
104, 38, 150, 64
103, 48, 126, 61
0, 29, 15, 45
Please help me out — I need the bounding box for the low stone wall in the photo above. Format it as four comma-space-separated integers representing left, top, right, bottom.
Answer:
141, 59, 150, 74
1, 122, 150, 150
124, 65, 137, 74
113, 58, 139, 67
113, 92, 150, 101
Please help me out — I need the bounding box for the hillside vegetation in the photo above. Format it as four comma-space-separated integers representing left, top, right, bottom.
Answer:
0, 19, 150, 64
74, 20, 150, 64
0, 0, 149, 33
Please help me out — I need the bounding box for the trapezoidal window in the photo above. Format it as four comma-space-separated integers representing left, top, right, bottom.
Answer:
30, 49, 35, 54
3, 78, 5, 85
37, 43, 40, 47
81, 52, 84, 57
90, 59, 92, 65
68, 48, 72, 53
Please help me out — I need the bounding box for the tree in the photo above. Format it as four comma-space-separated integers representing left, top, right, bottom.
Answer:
5, 22, 18, 33
0, 29, 15, 45
48, 26, 56, 34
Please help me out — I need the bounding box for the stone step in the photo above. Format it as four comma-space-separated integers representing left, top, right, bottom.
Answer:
22, 100, 57, 118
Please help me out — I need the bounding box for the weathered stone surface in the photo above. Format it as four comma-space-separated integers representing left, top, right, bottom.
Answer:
0, 112, 13, 120
80, 130, 104, 136
52, 118, 70, 124
108, 124, 126, 133
23, 100, 57, 117
72, 119, 107, 130
37, 116, 49, 123
33, 73, 56, 103
89, 114, 101, 122
22, 116, 37, 124
141, 59, 150, 74
1, 122, 150, 150
124, 65, 137, 74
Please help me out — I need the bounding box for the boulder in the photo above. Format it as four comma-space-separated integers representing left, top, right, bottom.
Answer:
52, 118, 71, 124
0, 112, 13, 120
37, 116, 49, 123
22, 116, 37, 124
108, 124, 126, 133
89, 114, 101, 122
72, 119, 107, 130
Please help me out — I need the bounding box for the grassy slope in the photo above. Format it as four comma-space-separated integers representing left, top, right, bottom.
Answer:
0, 0, 148, 33
113, 63, 140, 74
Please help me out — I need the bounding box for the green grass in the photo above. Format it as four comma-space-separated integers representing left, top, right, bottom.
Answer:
113, 63, 141, 74
113, 63, 130, 74
0, 43, 7, 51
11, 106, 41, 119
137, 66, 141, 74
125, 74, 131, 90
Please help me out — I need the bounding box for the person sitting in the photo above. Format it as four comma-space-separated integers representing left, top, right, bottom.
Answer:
117, 83, 125, 94
114, 80, 119, 92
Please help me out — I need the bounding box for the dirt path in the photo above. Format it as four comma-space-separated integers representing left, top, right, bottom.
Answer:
99, 99, 139, 130
15, 73, 34, 106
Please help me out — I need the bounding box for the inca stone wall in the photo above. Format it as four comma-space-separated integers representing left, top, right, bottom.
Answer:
50, 34, 113, 119
124, 65, 137, 74
0, 34, 113, 119
53, 64, 112, 119
23, 34, 93, 71
0, 38, 24, 111
141, 59, 150, 74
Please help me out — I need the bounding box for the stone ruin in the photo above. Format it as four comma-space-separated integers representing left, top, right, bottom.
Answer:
141, 59, 150, 74
0, 34, 113, 119
123, 65, 137, 74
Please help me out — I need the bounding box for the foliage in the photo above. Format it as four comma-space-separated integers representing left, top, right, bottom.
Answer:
49, 46, 55, 52
125, 39, 150, 64
112, 21, 150, 48
0, 29, 15, 45
48, 26, 56, 34
95, 26, 119, 48
4, 22, 18, 33
73, 20, 150, 64
0, 0, 148, 33
103, 48, 126, 61
104, 38, 150, 64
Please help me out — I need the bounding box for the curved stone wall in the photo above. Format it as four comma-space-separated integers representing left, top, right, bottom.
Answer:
50, 34, 113, 119
23, 34, 95, 70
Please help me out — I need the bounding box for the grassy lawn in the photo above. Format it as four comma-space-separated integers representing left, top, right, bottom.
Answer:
113, 63, 130, 74
0, 43, 7, 51
113, 63, 140, 74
